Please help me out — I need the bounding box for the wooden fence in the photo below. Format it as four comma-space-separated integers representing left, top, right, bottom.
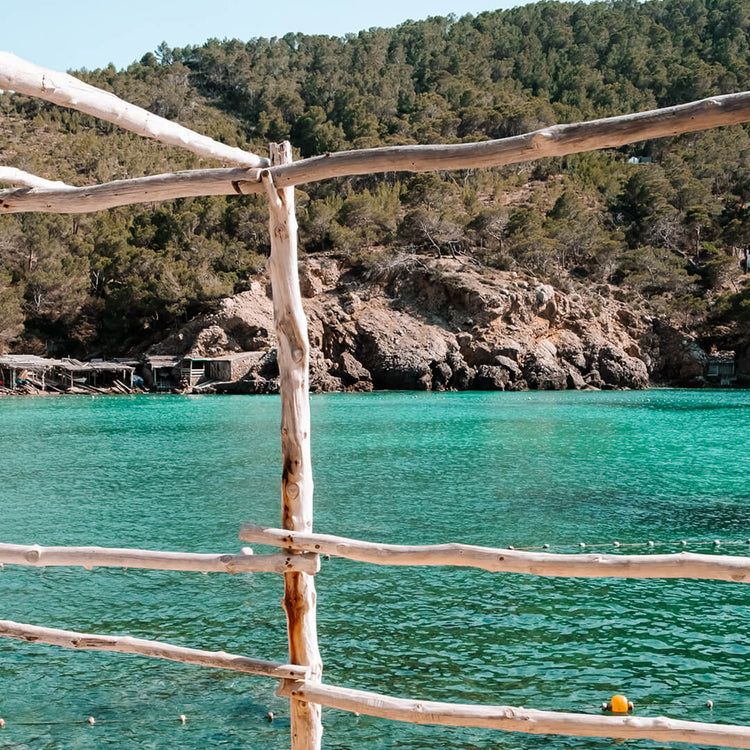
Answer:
1, 52, 750, 749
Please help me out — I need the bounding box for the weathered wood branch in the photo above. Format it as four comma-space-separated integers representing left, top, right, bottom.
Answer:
5, 90, 750, 214
277, 681, 750, 749
0, 541, 319, 574
240, 525, 750, 582
269, 90, 750, 187
0, 52, 268, 168
0, 620, 308, 680
0, 168, 262, 214
0, 166, 74, 190
267, 141, 323, 750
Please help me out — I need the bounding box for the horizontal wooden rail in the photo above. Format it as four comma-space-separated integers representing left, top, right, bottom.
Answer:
269, 90, 750, 187
240, 525, 750, 582
0, 541, 319, 574
0, 620, 307, 680
277, 680, 750, 749
4, 91, 750, 213
0, 52, 268, 168
0, 168, 263, 213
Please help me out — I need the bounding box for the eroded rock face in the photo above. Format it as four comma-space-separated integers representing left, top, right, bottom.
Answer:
523, 340, 568, 390
149, 254, 706, 393
597, 345, 649, 389
152, 281, 275, 357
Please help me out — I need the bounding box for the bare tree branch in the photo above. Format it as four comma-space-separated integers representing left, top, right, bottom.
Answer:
278, 681, 750, 749
241, 525, 750, 582
0, 168, 262, 214
0, 541, 319, 574
0, 52, 269, 168
0, 620, 308, 679
4, 90, 750, 213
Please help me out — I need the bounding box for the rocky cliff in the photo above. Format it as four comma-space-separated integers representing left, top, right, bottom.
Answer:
149, 253, 710, 393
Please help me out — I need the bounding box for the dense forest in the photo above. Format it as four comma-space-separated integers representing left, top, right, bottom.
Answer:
2, 0, 750, 358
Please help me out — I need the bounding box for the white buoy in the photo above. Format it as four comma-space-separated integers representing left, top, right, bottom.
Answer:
647, 540, 655, 547
681, 540, 687, 546
87, 717, 95, 725
613, 541, 620, 547
706, 700, 714, 709
579, 542, 586, 548
267, 712, 274, 722
542, 543, 550, 549
713, 540, 721, 546
0, 718, 5, 728
180, 714, 187, 724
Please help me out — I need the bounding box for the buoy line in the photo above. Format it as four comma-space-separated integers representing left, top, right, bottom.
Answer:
0, 710, 280, 727
506, 538, 750, 552
2, 698, 748, 729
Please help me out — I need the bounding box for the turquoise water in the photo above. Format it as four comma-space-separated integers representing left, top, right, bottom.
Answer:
0, 390, 748, 749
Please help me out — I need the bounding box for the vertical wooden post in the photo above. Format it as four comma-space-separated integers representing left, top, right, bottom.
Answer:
264, 141, 323, 750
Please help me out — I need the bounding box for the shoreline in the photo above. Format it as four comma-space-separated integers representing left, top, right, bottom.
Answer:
2, 381, 748, 398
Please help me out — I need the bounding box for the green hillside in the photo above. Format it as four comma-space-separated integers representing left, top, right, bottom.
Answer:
1, 0, 750, 357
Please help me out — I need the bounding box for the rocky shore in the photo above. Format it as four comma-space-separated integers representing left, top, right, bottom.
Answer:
147, 253, 718, 394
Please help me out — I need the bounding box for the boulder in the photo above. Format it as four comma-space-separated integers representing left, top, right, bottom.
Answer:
493, 354, 521, 381
310, 352, 343, 393
597, 345, 649, 389
353, 304, 452, 390
431, 361, 453, 390
564, 362, 586, 390
474, 365, 509, 390
523, 340, 568, 390
450, 365, 476, 390
337, 352, 372, 387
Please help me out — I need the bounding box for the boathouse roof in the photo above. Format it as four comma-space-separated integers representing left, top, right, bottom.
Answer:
707, 350, 735, 363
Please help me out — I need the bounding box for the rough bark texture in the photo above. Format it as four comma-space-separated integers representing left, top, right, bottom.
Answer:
0, 168, 263, 214
266, 142, 323, 750
260, 91, 750, 187
0, 542, 319, 574
277, 681, 750, 749
0, 53, 268, 168
241, 525, 750, 582
0, 620, 308, 679
5, 90, 750, 212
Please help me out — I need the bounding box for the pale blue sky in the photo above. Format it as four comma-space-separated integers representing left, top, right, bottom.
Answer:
2, 0, 520, 73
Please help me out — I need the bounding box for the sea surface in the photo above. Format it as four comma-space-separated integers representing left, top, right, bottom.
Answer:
0, 389, 748, 750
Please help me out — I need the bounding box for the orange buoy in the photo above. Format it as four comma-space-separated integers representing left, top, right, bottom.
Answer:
610, 694, 629, 713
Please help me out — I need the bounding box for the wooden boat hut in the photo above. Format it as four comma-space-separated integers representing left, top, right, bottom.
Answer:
142, 355, 181, 391
0, 354, 56, 391
51, 358, 134, 391
706, 350, 736, 385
